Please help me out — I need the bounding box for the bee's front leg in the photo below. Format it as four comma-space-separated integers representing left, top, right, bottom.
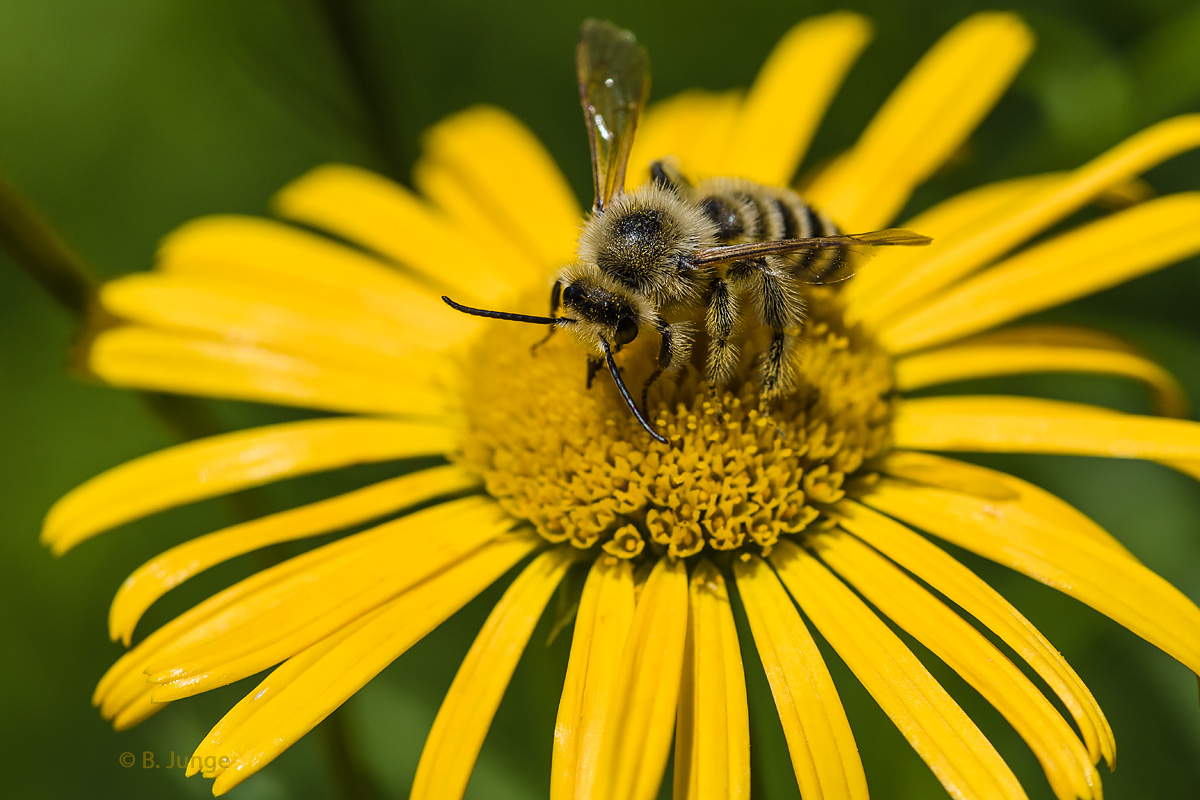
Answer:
585, 355, 604, 389
531, 280, 564, 355
641, 319, 692, 412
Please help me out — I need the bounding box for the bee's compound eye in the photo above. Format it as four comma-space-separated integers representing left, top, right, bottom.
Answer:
562, 283, 583, 307
615, 316, 639, 346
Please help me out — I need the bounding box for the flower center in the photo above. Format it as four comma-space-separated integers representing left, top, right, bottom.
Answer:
457, 288, 894, 561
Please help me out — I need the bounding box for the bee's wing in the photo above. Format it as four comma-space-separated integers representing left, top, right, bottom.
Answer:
690, 228, 932, 284
577, 19, 650, 212
792, 241, 878, 285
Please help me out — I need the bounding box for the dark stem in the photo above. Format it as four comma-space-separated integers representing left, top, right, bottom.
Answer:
312, 0, 404, 179
0, 171, 96, 318
319, 705, 381, 800
0, 173, 262, 465
0, 170, 276, 521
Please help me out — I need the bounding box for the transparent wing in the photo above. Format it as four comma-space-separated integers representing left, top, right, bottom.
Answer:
690, 228, 932, 284
796, 229, 933, 284
793, 242, 877, 285
577, 19, 650, 211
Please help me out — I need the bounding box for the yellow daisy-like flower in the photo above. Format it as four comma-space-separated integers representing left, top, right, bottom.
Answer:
46, 12, 1200, 800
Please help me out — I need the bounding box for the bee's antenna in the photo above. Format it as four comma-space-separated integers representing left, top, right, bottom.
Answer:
442, 296, 568, 326
443, 295, 665, 445
599, 338, 668, 445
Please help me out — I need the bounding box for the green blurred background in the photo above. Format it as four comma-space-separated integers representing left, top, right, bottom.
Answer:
2, 0, 1199, 798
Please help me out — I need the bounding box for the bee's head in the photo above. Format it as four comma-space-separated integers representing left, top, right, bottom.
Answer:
441, 274, 663, 444
441, 272, 647, 353
558, 276, 643, 349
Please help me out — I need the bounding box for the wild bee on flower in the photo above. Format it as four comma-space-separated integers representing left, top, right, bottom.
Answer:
444, 20, 930, 443
31, 9, 1200, 800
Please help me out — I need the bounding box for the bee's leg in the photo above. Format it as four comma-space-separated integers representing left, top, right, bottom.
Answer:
531, 280, 564, 355
641, 319, 692, 411
728, 258, 804, 399
704, 278, 741, 386
586, 355, 604, 390
650, 158, 691, 193
759, 333, 796, 400
530, 328, 557, 354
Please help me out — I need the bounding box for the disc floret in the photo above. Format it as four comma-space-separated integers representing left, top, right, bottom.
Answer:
459, 289, 893, 561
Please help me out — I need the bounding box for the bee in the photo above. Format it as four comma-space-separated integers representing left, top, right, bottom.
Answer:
444, 20, 931, 444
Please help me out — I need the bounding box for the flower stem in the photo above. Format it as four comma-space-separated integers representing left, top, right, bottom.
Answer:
313, 0, 405, 179
0, 170, 96, 317
0, 173, 269, 474
319, 705, 382, 800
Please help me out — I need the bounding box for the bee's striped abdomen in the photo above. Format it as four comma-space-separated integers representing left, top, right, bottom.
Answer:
692, 178, 845, 282
772, 189, 846, 284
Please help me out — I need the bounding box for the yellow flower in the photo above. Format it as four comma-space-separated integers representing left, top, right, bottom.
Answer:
45, 12, 1200, 800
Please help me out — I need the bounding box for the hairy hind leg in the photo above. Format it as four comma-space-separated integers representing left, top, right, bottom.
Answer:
759, 331, 799, 400
704, 278, 741, 387
728, 258, 805, 399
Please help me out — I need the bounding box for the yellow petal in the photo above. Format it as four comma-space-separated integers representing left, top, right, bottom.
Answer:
203, 530, 539, 795
674, 560, 751, 800
411, 547, 579, 800
184, 600, 385, 775
847, 171, 1160, 326
834, 497, 1115, 767
590, 557, 688, 800
894, 395, 1200, 459
857, 114, 1200, 326
732, 555, 865, 800
627, 91, 744, 186
146, 499, 514, 700
880, 450, 1131, 555
939, 391, 1200, 482
114, 605, 388, 735
44, 417, 457, 554
88, 326, 450, 418
272, 164, 515, 304
420, 105, 582, 269
863, 477, 1200, 675
109, 464, 480, 645
552, 557, 635, 800
97, 497, 505, 718
719, 13, 871, 185
940, 323, 1158, 351
845, 173, 1062, 319
1166, 459, 1200, 483
769, 540, 1029, 800
412, 156, 558, 300
96, 515, 374, 714
894, 327, 1189, 418
154, 214, 473, 326
813, 529, 1100, 800
99, 272, 456, 368
881, 193, 1200, 352
805, 13, 1033, 231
